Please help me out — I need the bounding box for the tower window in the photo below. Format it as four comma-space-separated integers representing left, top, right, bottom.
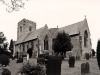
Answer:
20, 26, 22, 32
29, 26, 32, 31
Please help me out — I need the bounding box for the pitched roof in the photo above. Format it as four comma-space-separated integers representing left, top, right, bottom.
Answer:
16, 26, 46, 45
23, 26, 45, 42
49, 28, 58, 37
15, 33, 29, 44
59, 20, 84, 35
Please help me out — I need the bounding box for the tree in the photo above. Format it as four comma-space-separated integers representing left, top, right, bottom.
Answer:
0, 54, 10, 66
91, 49, 95, 57
53, 31, 73, 59
9, 39, 14, 55
0, 32, 7, 54
0, 32, 6, 44
96, 40, 100, 70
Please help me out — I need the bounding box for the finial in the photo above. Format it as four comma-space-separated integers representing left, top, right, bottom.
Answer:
57, 25, 58, 28
85, 15, 86, 19
45, 24, 47, 26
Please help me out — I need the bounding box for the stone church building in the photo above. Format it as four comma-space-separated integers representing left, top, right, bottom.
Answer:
15, 18, 92, 58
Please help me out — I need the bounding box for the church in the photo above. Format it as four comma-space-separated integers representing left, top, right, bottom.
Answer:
15, 17, 92, 58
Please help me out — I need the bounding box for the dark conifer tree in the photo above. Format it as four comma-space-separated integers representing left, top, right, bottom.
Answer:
96, 40, 100, 70
9, 39, 14, 55
53, 31, 73, 59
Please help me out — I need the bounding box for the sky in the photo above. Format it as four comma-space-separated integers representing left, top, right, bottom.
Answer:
0, 0, 100, 50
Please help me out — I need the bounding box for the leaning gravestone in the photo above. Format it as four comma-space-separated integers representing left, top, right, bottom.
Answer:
81, 62, 90, 74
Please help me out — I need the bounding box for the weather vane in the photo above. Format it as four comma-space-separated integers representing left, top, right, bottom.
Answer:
0, 0, 28, 13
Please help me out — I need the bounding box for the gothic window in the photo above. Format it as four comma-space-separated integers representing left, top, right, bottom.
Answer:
52, 38, 56, 50
27, 44, 29, 50
31, 41, 34, 50
44, 35, 48, 50
84, 30, 88, 47
20, 26, 22, 32
29, 26, 32, 31
23, 24, 25, 29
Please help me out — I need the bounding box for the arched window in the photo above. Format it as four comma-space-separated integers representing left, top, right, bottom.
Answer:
20, 26, 22, 32
84, 30, 88, 47
29, 26, 32, 31
23, 44, 25, 51
31, 41, 34, 50
44, 35, 48, 50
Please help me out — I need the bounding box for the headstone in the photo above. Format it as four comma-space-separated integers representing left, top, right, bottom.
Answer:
27, 53, 29, 60
85, 62, 90, 73
81, 63, 86, 74
68, 56, 75, 68
46, 56, 62, 75
81, 62, 90, 74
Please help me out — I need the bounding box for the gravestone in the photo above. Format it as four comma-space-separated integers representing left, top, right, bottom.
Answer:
81, 62, 90, 74
26, 53, 29, 61
85, 62, 90, 73
46, 56, 62, 75
68, 56, 75, 68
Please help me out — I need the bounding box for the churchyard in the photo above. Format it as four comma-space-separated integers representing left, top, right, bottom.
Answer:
0, 57, 100, 75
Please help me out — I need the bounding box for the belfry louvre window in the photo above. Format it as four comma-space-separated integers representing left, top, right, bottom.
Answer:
20, 26, 22, 32
29, 26, 32, 31
44, 35, 48, 50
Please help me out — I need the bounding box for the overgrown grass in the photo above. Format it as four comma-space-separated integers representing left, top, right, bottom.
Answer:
0, 58, 100, 75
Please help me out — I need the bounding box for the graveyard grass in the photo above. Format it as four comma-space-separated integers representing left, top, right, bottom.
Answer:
0, 58, 100, 75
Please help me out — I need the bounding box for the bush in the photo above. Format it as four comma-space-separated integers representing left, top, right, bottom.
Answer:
85, 53, 89, 60
18, 62, 45, 75
38, 54, 45, 58
2, 68, 11, 75
16, 57, 23, 63
4, 51, 12, 58
0, 54, 10, 66
0, 47, 4, 55
68, 56, 75, 68
37, 58, 45, 64
12, 56, 17, 60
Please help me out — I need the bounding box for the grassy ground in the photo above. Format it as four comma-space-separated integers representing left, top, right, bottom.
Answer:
0, 58, 100, 75
61, 58, 100, 75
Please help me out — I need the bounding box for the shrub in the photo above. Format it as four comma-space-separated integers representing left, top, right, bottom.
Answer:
2, 68, 11, 75
16, 57, 23, 63
0, 47, 4, 55
38, 54, 45, 58
4, 51, 12, 58
37, 58, 45, 64
0, 54, 10, 66
85, 53, 89, 60
12, 56, 17, 60
68, 56, 75, 68
18, 62, 45, 75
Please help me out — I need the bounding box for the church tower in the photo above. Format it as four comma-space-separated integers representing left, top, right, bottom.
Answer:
17, 18, 36, 39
